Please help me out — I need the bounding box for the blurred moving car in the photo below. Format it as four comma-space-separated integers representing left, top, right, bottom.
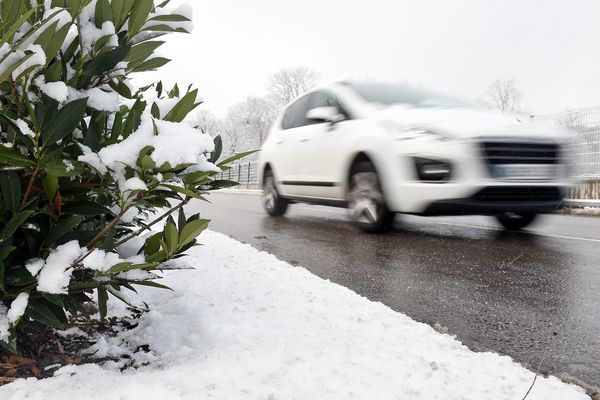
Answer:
258, 82, 570, 232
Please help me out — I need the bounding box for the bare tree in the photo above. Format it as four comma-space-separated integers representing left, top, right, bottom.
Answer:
480, 79, 523, 113
191, 109, 222, 136
244, 96, 278, 145
268, 66, 320, 106
222, 96, 279, 158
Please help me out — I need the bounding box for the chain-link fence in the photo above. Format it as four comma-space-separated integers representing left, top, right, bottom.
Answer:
532, 106, 600, 180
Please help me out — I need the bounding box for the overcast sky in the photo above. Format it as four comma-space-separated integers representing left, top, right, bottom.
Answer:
137, 0, 600, 117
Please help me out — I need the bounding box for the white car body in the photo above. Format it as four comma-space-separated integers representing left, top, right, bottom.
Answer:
258, 82, 570, 218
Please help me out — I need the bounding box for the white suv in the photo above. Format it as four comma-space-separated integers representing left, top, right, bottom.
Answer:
258, 82, 570, 232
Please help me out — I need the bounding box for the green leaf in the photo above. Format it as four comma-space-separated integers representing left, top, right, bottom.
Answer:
0, 171, 21, 212
61, 201, 113, 216
129, 280, 172, 291
128, 0, 153, 37
164, 89, 198, 122
141, 24, 187, 34
0, 245, 15, 261
164, 222, 178, 251
109, 79, 133, 98
42, 158, 83, 177
0, 145, 35, 167
94, 0, 113, 27
34, 20, 60, 56
42, 97, 88, 145
43, 22, 72, 64
0, 210, 33, 243
45, 215, 84, 245
130, 56, 170, 72
42, 173, 58, 202
179, 218, 209, 247
177, 206, 186, 230
217, 150, 257, 167
208, 180, 239, 190
168, 83, 179, 98
42, 293, 65, 307
5, 266, 35, 287
0, 246, 16, 292
69, 281, 102, 291
124, 40, 164, 68
111, 0, 134, 28
27, 299, 67, 330
143, 232, 161, 258
208, 135, 222, 163
97, 286, 108, 320
109, 262, 157, 274
82, 44, 131, 76
0, 6, 37, 47
44, 60, 62, 82
158, 184, 205, 200
183, 171, 211, 185
0, 52, 35, 83
148, 14, 190, 22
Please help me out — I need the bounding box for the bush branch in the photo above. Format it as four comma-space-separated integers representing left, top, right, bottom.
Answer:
19, 163, 40, 209
115, 197, 191, 248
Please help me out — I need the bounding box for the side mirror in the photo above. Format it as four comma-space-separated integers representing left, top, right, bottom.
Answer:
306, 106, 344, 124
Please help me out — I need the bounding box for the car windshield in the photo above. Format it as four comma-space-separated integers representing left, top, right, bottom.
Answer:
348, 83, 469, 108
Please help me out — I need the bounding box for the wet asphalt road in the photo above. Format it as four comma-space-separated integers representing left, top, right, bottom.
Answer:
187, 192, 600, 389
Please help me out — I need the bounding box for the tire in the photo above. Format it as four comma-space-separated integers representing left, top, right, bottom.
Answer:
347, 162, 395, 233
496, 212, 537, 230
263, 170, 288, 217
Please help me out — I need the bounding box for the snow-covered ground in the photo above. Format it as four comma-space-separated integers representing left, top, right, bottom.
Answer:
0, 231, 589, 400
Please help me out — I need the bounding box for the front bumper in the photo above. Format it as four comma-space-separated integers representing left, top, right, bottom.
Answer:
420, 186, 564, 216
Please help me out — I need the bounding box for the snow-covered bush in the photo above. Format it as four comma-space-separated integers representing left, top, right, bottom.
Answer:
0, 0, 245, 354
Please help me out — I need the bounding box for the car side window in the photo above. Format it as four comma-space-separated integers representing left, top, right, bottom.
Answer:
307, 91, 350, 123
281, 95, 312, 130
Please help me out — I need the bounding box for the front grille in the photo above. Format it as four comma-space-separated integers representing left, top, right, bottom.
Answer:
480, 141, 560, 165
472, 187, 562, 203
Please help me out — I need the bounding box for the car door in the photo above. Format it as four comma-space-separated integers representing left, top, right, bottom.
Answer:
298, 91, 353, 199
271, 94, 316, 197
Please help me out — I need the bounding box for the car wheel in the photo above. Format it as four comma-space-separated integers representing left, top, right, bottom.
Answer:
263, 170, 288, 217
496, 212, 537, 230
348, 162, 394, 233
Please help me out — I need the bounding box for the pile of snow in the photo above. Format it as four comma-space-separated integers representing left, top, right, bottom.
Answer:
0, 293, 29, 341
34, 241, 83, 294
565, 206, 600, 216
89, 112, 216, 191
0, 231, 589, 399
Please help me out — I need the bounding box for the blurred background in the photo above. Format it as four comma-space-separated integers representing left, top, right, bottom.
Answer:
135, 0, 600, 199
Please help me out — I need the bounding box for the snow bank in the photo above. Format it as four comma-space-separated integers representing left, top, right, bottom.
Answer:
0, 231, 589, 399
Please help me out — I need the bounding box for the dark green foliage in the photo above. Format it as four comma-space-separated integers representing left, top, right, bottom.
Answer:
0, 0, 239, 356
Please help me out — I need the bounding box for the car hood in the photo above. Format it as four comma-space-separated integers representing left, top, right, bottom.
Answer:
372, 106, 567, 142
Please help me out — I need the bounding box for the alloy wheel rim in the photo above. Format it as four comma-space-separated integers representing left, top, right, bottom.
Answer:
349, 172, 383, 224
264, 177, 277, 210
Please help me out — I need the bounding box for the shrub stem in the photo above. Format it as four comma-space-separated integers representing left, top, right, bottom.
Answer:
115, 197, 191, 248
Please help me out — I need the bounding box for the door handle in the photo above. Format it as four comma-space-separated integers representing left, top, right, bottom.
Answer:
276, 140, 284, 145
299, 138, 310, 143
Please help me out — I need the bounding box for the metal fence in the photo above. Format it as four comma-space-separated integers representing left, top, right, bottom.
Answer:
218, 161, 259, 184
532, 106, 600, 180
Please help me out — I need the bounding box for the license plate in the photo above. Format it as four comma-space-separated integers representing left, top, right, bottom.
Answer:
491, 164, 557, 180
